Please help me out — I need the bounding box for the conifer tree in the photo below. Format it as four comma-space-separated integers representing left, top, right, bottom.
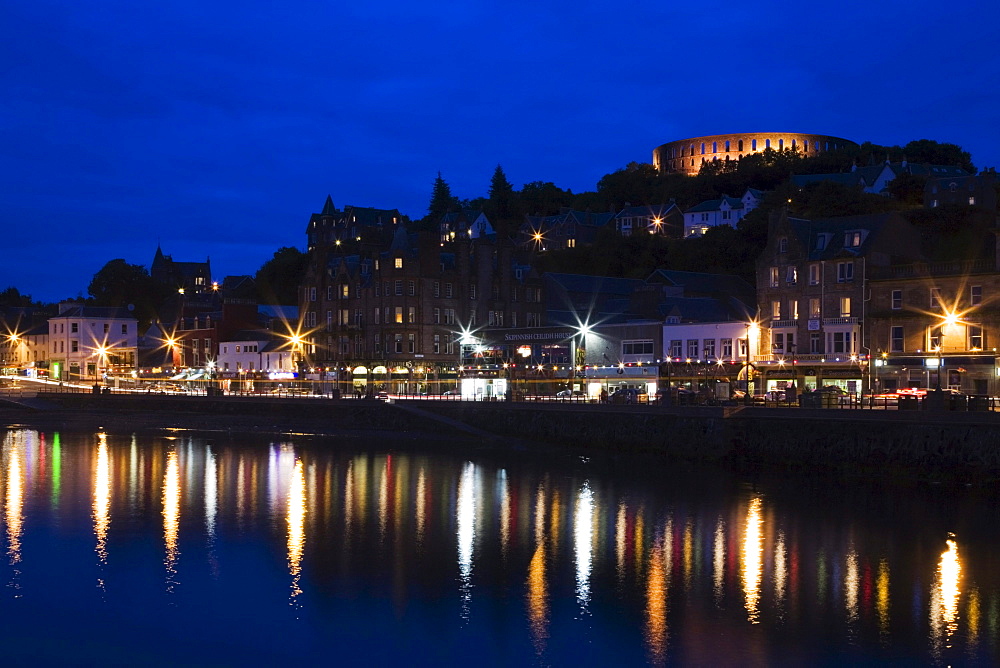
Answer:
428, 172, 458, 221
487, 164, 517, 236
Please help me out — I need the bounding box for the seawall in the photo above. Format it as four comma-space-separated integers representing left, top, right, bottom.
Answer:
5, 394, 1000, 481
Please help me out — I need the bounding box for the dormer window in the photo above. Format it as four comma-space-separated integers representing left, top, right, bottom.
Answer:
778, 237, 788, 253
845, 231, 862, 248
815, 235, 827, 250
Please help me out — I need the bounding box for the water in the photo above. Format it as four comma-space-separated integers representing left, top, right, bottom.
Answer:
0, 427, 998, 666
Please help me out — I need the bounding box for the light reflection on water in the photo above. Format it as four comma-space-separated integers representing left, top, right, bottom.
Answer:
0, 427, 997, 664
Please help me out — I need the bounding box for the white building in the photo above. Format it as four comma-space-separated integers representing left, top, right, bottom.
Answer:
48, 305, 138, 381
683, 188, 765, 237
217, 334, 295, 376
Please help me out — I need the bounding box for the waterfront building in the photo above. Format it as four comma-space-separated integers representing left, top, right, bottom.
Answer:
867, 259, 1000, 395
756, 210, 923, 394
47, 305, 138, 382
216, 331, 296, 391
299, 198, 544, 395
683, 188, 765, 237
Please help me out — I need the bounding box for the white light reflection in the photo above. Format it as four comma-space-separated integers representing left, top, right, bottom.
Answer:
94, 433, 111, 573
845, 547, 860, 634
930, 535, 963, 660
713, 517, 725, 606
741, 497, 763, 624
457, 462, 475, 622
773, 531, 787, 619
616, 502, 627, 582
415, 467, 426, 547
574, 481, 593, 616
163, 449, 180, 593
499, 469, 509, 560
205, 447, 218, 577
287, 459, 306, 610
5, 431, 24, 589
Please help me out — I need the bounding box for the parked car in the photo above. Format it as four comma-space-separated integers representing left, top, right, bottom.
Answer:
609, 388, 646, 404
555, 389, 585, 399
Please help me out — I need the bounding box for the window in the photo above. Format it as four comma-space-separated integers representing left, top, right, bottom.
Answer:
786, 266, 797, 284
809, 298, 821, 318
374, 335, 381, 354
786, 333, 795, 353
71, 340, 79, 352
407, 307, 415, 324
341, 284, 349, 298
929, 327, 941, 350
327, 286, 333, 300
567, 239, 576, 248
809, 264, 820, 285
408, 281, 415, 296
890, 326, 904, 352
772, 333, 784, 353
445, 333, 455, 355
395, 280, 402, 296
394, 258, 403, 269
433, 308, 440, 324
670, 340, 682, 358
686, 340, 698, 359
721, 339, 733, 358
970, 326, 984, 350
340, 309, 349, 325
375, 308, 381, 324
526, 312, 540, 327
355, 309, 362, 326
809, 332, 822, 353
434, 281, 440, 298
446, 283, 454, 298
71, 323, 79, 333
327, 310, 333, 329
891, 290, 902, 310
310, 288, 317, 302
840, 297, 851, 318
791, 300, 799, 320
778, 237, 788, 253
433, 334, 440, 354
836, 262, 853, 282
771, 300, 781, 319
394, 334, 403, 353
844, 231, 861, 247
103, 323, 109, 333
444, 309, 456, 325
469, 284, 477, 300
815, 235, 827, 251
971, 285, 982, 306
622, 340, 654, 355
969, 197, 976, 206
831, 332, 850, 353
930, 288, 941, 309
408, 334, 415, 353
703, 339, 716, 358
769, 267, 779, 287
751, 139, 757, 151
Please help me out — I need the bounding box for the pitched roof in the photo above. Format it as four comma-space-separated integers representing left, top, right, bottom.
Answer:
684, 196, 744, 213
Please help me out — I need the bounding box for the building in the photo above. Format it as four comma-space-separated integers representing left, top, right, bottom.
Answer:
299, 206, 544, 395
614, 203, 682, 238
151, 245, 212, 295
867, 259, 1000, 395
439, 209, 496, 243
306, 196, 405, 254
756, 210, 923, 394
519, 209, 614, 251
793, 161, 969, 196
47, 305, 138, 382
925, 170, 998, 211
216, 331, 296, 391
654, 132, 857, 176
683, 188, 765, 237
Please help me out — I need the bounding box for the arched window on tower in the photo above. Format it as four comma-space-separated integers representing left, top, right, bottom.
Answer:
752, 139, 757, 150
778, 139, 783, 150
738, 140, 744, 151
725, 140, 730, 152
765, 139, 771, 149
712, 142, 717, 153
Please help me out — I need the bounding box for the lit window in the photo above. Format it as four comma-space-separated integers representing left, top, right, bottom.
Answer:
840, 297, 851, 317
394, 258, 403, 269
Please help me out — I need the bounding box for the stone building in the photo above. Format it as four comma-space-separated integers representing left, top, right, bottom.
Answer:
519, 209, 614, 251
654, 132, 857, 176
299, 209, 544, 395
867, 259, 1000, 395
47, 305, 138, 382
756, 210, 923, 394
925, 170, 998, 211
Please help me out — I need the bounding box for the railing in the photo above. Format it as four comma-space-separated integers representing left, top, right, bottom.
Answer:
822, 317, 861, 325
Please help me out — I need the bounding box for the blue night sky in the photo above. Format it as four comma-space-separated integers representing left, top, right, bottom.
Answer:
3, 0, 999, 302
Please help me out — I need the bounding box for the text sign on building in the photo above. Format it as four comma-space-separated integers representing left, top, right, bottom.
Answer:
807, 319, 820, 331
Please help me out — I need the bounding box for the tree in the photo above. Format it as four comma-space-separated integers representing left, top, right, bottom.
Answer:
428, 172, 459, 220
519, 181, 573, 216
88, 259, 161, 328
0, 287, 35, 308
902, 139, 975, 172
486, 165, 518, 237
255, 247, 308, 305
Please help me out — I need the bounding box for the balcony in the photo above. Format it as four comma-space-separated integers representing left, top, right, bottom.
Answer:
823, 317, 860, 326
770, 319, 798, 328
871, 258, 995, 279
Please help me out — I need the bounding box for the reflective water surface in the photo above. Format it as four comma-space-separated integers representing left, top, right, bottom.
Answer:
1, 427, 999, 665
